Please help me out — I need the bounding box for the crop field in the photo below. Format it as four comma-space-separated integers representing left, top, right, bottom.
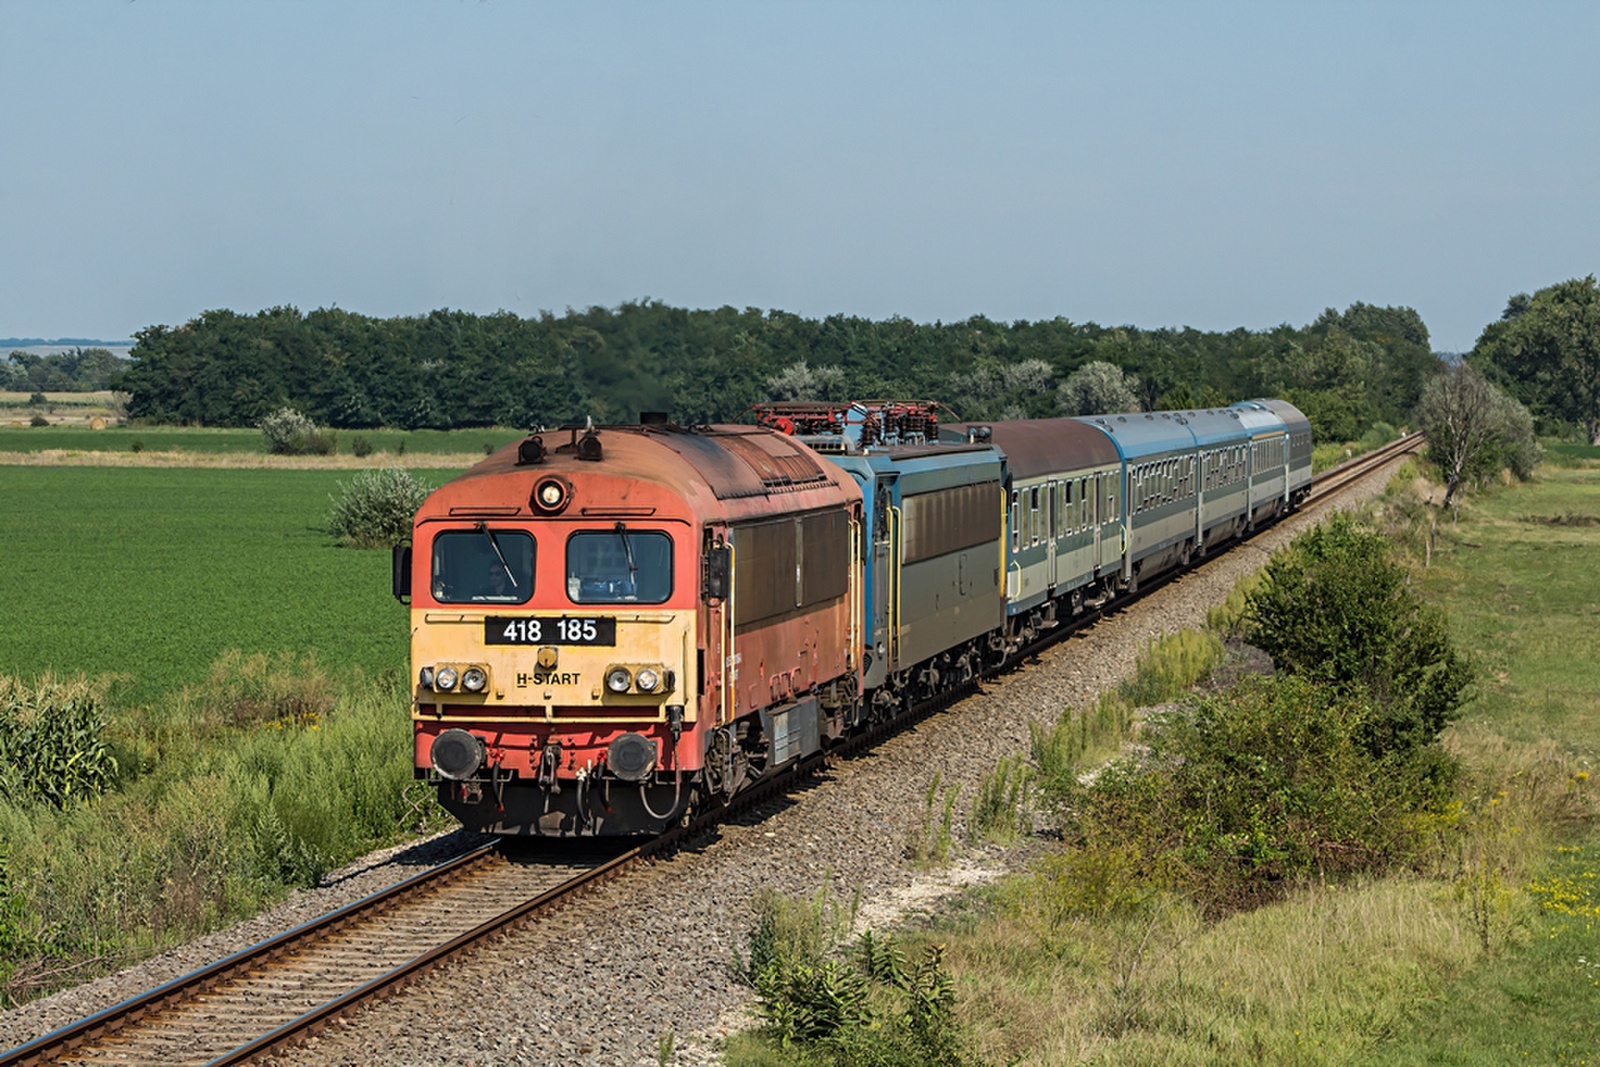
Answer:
0, 465, 468, 705
0, 424, 526, 455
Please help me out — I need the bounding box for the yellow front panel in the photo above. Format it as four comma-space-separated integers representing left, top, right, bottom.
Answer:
410, 608, 697, 724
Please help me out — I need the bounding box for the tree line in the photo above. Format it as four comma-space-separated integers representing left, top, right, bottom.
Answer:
115, 301, 1441, 441
2, 347, 126, 393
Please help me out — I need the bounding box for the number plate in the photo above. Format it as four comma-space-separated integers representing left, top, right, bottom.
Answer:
485, 616, 617, 646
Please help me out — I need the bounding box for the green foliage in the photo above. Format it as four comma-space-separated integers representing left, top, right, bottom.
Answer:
907, 772, 960, 866
1057, 359, 1141, 415
968, 757, 1031, 845
257, 405, 336, 455
326, 467, 432, 549
1120, 629, 1224, 708
350, 434, 374, 457
1473, 275, 1600, 444
1047, 676, 1453, 916
2, 347, 124, 393
0, 676, 118, 809
0, 675, 438, 1006
1245, 513, 1473, 759
28, 413, 48, 427
733, 890, 972, 1066
1416, 361, 1540, 503
116, 300, 1439, 431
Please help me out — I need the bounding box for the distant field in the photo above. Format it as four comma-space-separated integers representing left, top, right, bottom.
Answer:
1539, 440, 1600, 466
0, 424, 528, 455
0, 466, 461, 705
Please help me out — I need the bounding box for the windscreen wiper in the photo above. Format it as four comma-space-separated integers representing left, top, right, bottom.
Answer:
615, 521, 638, 594
477, 522, 518, 588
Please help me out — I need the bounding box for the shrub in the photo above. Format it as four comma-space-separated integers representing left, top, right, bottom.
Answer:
350, 435, 374, 458
0, 676, 118, 809
327, 467, 431, 549
28, 414, 48, 427
1244, 512, 1473, 759
257, 406, 336, 455
1048, 675, 1454, 916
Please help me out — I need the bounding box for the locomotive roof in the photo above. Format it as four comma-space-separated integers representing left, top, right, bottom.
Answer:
424, 422, 853, 514
944, 418, 1120, 478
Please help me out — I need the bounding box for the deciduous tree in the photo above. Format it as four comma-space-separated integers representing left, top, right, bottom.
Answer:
1473, 276, 1600, 443
1415, 362, 1539, 505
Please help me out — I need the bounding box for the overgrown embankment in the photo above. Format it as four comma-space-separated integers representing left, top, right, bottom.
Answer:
0, 663, 442, 1006
728, 465, 1599, 1067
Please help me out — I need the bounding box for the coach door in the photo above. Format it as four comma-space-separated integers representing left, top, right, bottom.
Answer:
1046, 479, 1059, 592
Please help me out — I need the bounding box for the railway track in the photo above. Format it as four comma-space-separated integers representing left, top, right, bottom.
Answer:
1, 432, 1420, 1067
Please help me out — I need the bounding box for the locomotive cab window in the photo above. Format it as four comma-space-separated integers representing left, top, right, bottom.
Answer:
431, 528, 535, 604
567, 529, 673, 604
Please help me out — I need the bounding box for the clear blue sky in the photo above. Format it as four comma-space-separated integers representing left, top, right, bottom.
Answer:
3, 1, 1596, 354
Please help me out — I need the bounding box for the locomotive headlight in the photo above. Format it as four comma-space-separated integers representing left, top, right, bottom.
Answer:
435, 666, 459, 691
532, 476, 571, 514
605, 666, 633, 693
635, 667, 660, 693
419, 666, 436, 690
461, 666, 488, 693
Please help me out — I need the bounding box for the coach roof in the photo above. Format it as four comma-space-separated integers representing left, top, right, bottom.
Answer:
944, 418, 1120, 479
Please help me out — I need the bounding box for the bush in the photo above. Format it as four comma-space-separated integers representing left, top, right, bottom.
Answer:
257, 406, 336, 455
0, 676, 118, 809
327, 467, 431, 549
350, 435, 374, 458
28, 414, 48, 427
1047, 675, 1453, 916
1244, 512, 1473, 759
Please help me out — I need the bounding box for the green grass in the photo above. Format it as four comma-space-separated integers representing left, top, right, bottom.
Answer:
1416, 467, 1600, 750
0, 466, 451, 705
0, 424, 528, 455
1538, 441, 1600, 467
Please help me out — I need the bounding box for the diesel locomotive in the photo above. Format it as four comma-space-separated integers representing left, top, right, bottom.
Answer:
393, 399, 1311, 836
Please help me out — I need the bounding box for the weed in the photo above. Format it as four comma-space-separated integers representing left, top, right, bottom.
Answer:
733, 888, 973, 1065
1120, 629, 1224, 708
969, 756, 1031, 845
908, 772, 960, 866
